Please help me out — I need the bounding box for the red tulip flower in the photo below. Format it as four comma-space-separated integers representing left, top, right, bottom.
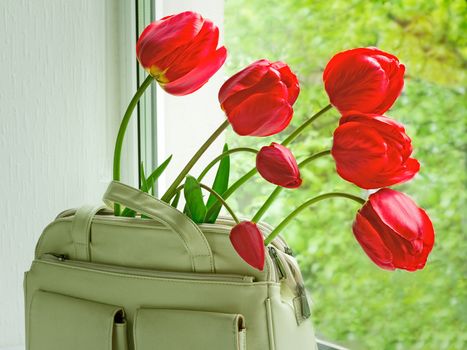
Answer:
136, 11, 227, 96
219, 59, 300, 136
256, 143, 302, 188
230, 221, 265, 270
331, 114, 420, 189
353, 189, 434, 271
323, 47, 405, 115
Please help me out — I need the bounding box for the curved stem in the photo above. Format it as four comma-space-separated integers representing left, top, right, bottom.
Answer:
113, 75, 154, 215
263, 192, 365, 245
198, 147, 258, 182
204, 105, 333, 218
281, 104, 332, 146
161, 120, 230, 203
252, 186, 283, 223
199, 184, 239, 224
204, 167, 257, 220
298, 149, 331, 168
251, 149, 331, 223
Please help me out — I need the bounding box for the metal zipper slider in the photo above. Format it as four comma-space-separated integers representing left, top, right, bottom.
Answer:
268, 246, 286, 280
297, 284, 311, 319
284, 247, 294, 256
45, 253, 68, 261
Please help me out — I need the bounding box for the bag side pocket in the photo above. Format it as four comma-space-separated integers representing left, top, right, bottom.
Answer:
28, 290, 127, 350
134, 308, 246, 350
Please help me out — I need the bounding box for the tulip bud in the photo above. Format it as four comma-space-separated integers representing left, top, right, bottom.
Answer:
323, 47, 405, 115
230, 221, 265, 271
136, 11, 227, 96
331, 114, 420, 189
219, 59, 300, 136
353, 189, 435, 271
256, 143, 302, 188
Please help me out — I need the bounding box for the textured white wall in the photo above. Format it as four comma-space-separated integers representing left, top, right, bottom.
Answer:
0, 0, 137, 347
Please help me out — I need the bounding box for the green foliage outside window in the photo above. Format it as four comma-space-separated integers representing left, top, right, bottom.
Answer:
224, 0, 466, 348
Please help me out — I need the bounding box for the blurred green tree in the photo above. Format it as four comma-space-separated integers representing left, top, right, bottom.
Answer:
222, 0, 467, 348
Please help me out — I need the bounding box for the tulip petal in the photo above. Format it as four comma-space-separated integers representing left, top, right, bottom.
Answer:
368, 189, 429, 242
374, 63, 405, 114
271, 61, 300, 104
256, 143, 302, 188
381, 158, 420, 186
356, 189, 435, 271
325, 55, 388, 114
161, 46, 227, 96
332, 122, 388, 188
163, 19, 220, 81
230, 222, 265, 270
218, 60, 272, 104
227, 94, 293, 136
221, 71, 285, 115
353, 213, 395, 270
323, 47, 404, 115
137, 12, 204, 69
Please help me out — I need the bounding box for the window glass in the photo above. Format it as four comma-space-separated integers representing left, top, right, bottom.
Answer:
224, 1, 466, 349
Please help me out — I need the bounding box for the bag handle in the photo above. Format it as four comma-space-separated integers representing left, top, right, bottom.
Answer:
102, 181, 215, 273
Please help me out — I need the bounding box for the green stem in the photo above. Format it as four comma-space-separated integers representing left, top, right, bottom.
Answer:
298, 149, 331, 168
204, 105, 333, 219
170, 143, 255, 205
198, 147, 258, 182
204, 167, 257, 220
251, 149, 331, 223
113, 75, 154, 215
199, 184, 239, 224
281, 104, 332, 146
263, 192, 366, 245
161, 120, 230, 203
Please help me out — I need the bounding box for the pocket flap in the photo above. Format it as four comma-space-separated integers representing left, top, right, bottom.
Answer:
134, 308, 246, 350
29, 290, 125, 350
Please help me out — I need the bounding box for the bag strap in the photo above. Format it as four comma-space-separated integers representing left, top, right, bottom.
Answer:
102, 181, 215, 273
71, 205, 106, 261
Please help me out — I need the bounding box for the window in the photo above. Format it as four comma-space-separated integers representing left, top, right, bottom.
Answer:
222, 1, 464, 349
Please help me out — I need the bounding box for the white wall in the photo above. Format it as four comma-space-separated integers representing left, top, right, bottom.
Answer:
0, 0, 138, 347
0, 0, 227, 348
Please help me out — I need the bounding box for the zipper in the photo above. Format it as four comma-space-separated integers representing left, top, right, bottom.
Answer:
267, 247, 286, 280
52, 214, 280, 282
296, 284, 311, 319
41, 253, 255, 283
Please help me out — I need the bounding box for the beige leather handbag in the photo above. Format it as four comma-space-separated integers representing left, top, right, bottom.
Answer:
24, 181, 318, 350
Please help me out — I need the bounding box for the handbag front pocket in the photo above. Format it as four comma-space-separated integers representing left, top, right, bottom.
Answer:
28, 290, 128, 350
134, 308, 246, 350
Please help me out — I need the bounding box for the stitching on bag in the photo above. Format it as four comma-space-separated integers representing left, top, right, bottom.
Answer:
108, 182, 215, 271
133, 309, 139, 349
33, 260, 273, 287
108, 310, 113, 350
233, 316, 237, 350
264, 298, 276, 350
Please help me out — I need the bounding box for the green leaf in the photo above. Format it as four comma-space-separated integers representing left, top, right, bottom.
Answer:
121, 207, 136, 217
171, 190, 181, 209
183, 175, 206, 224
146, 155, 173, 194
205, 144, 230, 223
139, 162, 150, 193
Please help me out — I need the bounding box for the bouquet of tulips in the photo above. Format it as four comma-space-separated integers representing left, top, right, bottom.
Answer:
113, 11, 435, 273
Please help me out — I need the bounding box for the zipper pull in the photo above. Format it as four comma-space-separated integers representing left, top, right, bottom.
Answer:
268, 246, 286, 280
284, 246, 294, 256
44, 253, 68, 261
297, 284, 311, 319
